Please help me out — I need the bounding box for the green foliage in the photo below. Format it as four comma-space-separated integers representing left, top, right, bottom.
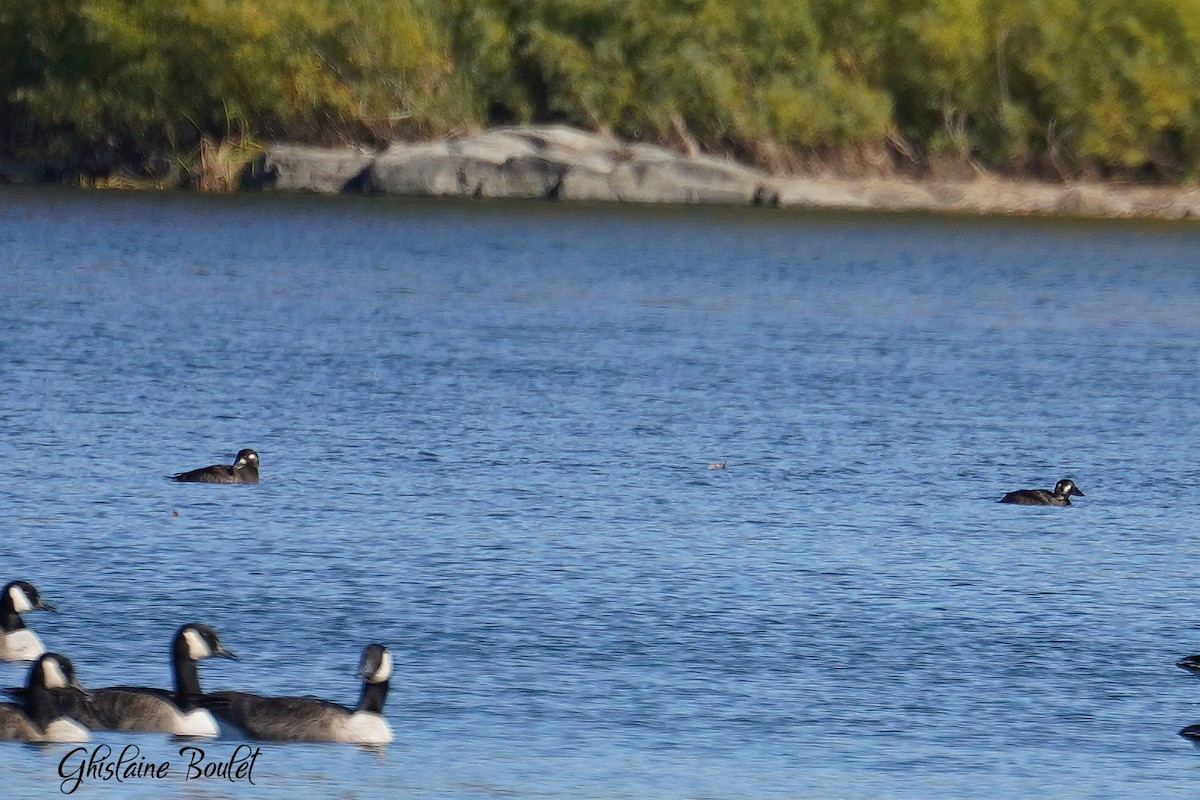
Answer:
996, 0, 1200, 174
5, 0, 1200, 179
814, 0, 1200, 175
0, 0, 453, 170
436, 0, 890, 148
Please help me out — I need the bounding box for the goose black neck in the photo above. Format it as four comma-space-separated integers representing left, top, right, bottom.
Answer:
355, 679, 389, 713
0, 601, 25, 633
23, 682, 58, 729
173, 651, 204, 711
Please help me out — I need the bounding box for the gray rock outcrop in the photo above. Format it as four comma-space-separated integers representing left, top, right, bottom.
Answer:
243, 145, 374, 193
248, 125, 778, 206
238, 124, 1200, 219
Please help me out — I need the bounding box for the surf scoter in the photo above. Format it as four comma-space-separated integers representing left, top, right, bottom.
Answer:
999, 478, 1084, 506
169, 449, 259, 484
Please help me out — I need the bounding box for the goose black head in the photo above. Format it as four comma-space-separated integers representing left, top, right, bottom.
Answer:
31, 652, 87, 696
175, 623, 238, 662
3, 581, 56, 615
358, 644, 392, 684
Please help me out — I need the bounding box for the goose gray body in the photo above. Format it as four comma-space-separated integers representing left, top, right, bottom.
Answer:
204, 644, 393, 744
170, 449, 259, 484
0, 581, 57, 662
204, 693, 387, 742
10, 623, 237, 736
999, 478, 1084, 506
0, 653, 89, 742
77, 690, 201, 733
0, 705, 47, 740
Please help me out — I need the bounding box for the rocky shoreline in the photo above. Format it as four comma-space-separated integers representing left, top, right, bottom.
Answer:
8, 124, 1200, 220
242, 126, 1200, 220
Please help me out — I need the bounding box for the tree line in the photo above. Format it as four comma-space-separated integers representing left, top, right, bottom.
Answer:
3, 0, 1199, 182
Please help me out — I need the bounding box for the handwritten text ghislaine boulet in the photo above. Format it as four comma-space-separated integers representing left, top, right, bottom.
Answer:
58, 743, 261, 794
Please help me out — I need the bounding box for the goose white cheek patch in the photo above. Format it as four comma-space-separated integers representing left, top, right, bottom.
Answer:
42, 658, 69, 689
370, 651, 393, 683
10, 586, 34, 614
183, 628, 212, 660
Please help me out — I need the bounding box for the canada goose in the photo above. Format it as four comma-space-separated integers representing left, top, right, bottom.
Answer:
0, 653, 89, 742
7, 623, 237, 736
169, 449, 259, 484
0, 580, 57, 661
999, 478, 1084, 506
203, 644, 393, 744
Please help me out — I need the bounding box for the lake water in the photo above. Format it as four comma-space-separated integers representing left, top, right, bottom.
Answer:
1, 186, 1199, 798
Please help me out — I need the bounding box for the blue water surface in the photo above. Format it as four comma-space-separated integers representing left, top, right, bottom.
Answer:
1, 186, 1199, 798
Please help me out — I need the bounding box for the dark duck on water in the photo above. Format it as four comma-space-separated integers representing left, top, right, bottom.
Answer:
999, 478, 1084, 506
169, 449, 260, 484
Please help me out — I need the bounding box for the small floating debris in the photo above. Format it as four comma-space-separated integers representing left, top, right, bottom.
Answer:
707, 461, 727, 470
